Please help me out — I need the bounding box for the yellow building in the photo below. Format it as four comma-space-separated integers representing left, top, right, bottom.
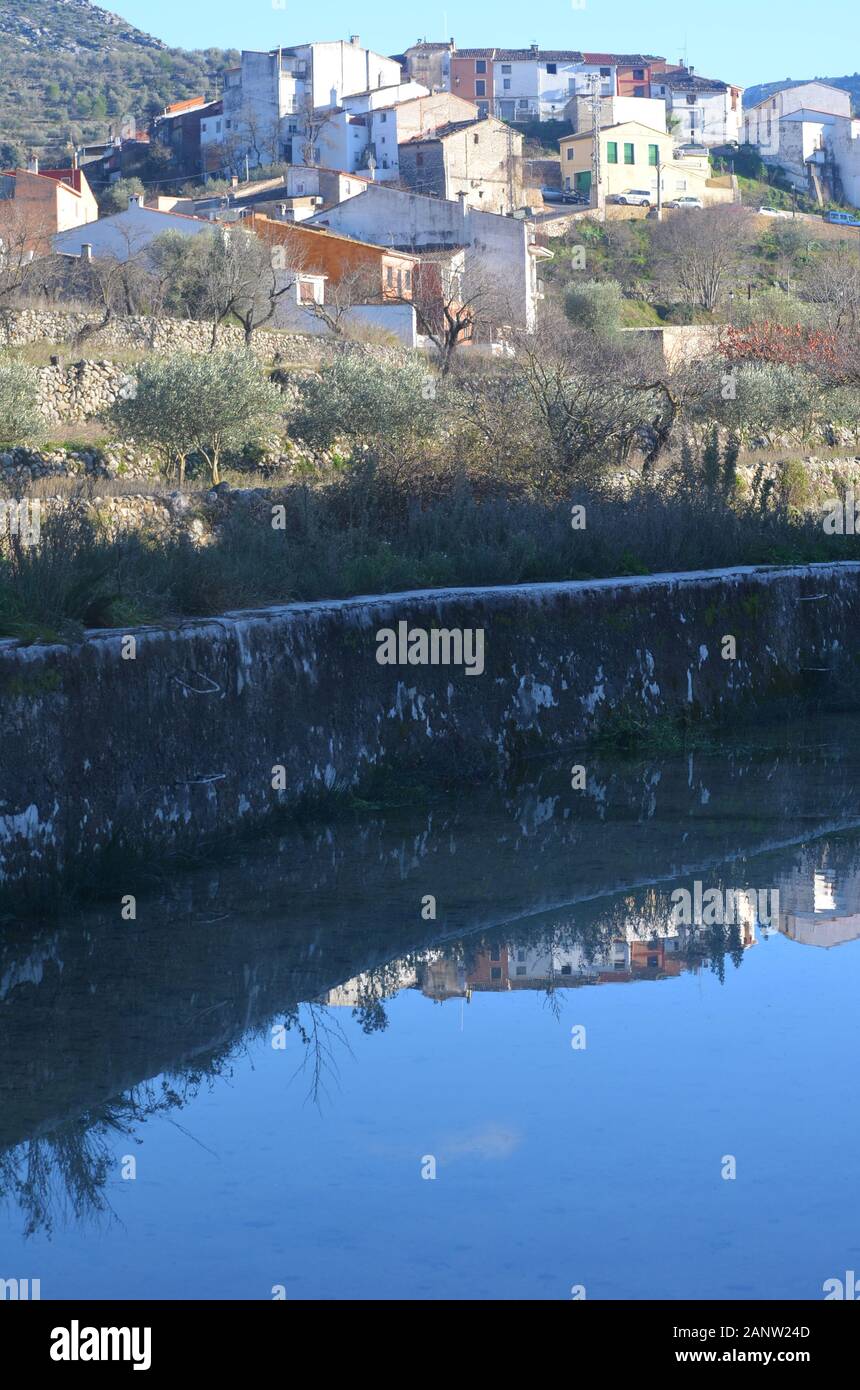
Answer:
559, 120, 727, 206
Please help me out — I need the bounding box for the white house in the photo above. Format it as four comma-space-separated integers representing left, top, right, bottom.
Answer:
743, 83, 859, 205
307, 182, 551, 331
650, 67, 743, 146
52, 195, 214, 261
220, 40, 404, 171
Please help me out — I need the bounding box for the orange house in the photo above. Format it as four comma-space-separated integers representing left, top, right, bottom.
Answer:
450, 49, 495, 117
246, 213, 420, 300
0, 163, 98, 255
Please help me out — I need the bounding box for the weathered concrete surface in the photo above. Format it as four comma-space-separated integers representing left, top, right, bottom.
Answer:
1, 562, 859, 904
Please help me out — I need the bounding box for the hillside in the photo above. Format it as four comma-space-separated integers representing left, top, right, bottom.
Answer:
0, 0, 237, 164
743, 73, 860, 112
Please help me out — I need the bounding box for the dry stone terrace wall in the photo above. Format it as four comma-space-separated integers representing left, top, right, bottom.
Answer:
1, 561, 859, 907
0, 307, 323, 361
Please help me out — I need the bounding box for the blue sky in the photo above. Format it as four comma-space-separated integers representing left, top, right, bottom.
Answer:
111, 0, 856, 90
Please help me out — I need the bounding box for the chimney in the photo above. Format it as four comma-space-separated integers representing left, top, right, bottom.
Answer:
128, 193, 144, 210
531, 43, 539, 56
27, 155, 39, 175
80, 243, 93, 262
350, 35, 360, 47
688, 65, 695, 76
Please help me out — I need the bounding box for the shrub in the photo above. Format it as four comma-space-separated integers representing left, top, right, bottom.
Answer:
290, 354, 438, 456
563, 279, 623, 337
113, 351, 285, 485
0, 357, 46, 446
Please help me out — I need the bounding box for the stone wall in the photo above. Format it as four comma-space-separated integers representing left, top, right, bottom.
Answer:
36, 359, 135, 424
1, 561, 859, 905
0, 306, 415, 367
0, 307, 321, 361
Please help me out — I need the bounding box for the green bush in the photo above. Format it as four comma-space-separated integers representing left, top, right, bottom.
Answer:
0, 358, 47, 446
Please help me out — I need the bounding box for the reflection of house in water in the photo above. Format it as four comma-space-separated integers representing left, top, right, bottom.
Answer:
469, 924, 689, 991
776, 862, 860, 949
325, 952, 468, 1007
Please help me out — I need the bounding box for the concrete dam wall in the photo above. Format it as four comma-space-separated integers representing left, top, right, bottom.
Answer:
1, 562, 859, 905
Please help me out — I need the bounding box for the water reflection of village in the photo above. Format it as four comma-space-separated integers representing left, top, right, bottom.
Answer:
326, 915, 759, 1011
328, 852, 860, 1012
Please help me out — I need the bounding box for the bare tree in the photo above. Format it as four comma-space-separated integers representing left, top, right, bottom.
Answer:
201, 224, 309, 345
654, 205, 754, 313
0, 197, 56, 307
301, 262, 380, 335
408, 251, 513, 374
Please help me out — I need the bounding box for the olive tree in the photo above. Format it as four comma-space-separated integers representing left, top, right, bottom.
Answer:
113, 351, 284, 486
290, 354, 438, 460
0, 358, 46, 446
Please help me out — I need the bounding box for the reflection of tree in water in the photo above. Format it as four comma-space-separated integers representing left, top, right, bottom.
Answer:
284, 1004, 351, 1106
0, 1062, 232, 1238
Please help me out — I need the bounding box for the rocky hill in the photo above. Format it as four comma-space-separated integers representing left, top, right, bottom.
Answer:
0, 0, 237, 164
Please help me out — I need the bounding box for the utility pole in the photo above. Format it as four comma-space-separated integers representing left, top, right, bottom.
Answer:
590, 73, 603, 214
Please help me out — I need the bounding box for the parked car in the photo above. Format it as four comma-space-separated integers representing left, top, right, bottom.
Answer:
615, 189, 652, 207
665, 195, 704, 210
824, 209, 860, 226
758, 206, 792, 218
541, 187, 566, 204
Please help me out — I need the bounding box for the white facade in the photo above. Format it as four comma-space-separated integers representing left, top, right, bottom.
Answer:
221, 41, 404, 171
651, 73, 743, 146
743, 84, 859, 206
491, 54, 613, 124
307, 183, 549, 331
52, 198, 213, 260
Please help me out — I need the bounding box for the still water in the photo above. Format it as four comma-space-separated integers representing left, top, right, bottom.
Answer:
2, 717, 860, 1301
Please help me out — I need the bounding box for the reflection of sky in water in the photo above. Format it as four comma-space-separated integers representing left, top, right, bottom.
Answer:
3, 719, 860, 1300
7, 929, 860, 1301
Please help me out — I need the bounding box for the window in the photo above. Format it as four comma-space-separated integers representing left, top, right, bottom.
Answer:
515, 966, 526, 976
633, 85, 645, 97
606, 140, 618, 163
600, 66, 611, 77
633, 68, 645, 80
490, 947, 500, 962
473, 133, 479, 144
379, 112, 387, 123
517, 950, 526, 962
501, 63, 512, 74
416, 152, 424, 165
491, 966, 502, 981
386, 267, 394, 288
566, 147, 573, 160
299, 280, 316, 303
546, 63, 557, 75
624, 141, 634, 164
403, 268, 411, 292
475, 79, 486, 96
648, 143, 659, 165
476, 59, 487, 74
518, 97, 528, 108
647, 955, 659, 968
503, 78, 511, 90
561, 965, 572, 976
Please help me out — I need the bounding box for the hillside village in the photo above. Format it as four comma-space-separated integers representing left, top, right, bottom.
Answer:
1, 33, 859, 351
0, 23, 859, 646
